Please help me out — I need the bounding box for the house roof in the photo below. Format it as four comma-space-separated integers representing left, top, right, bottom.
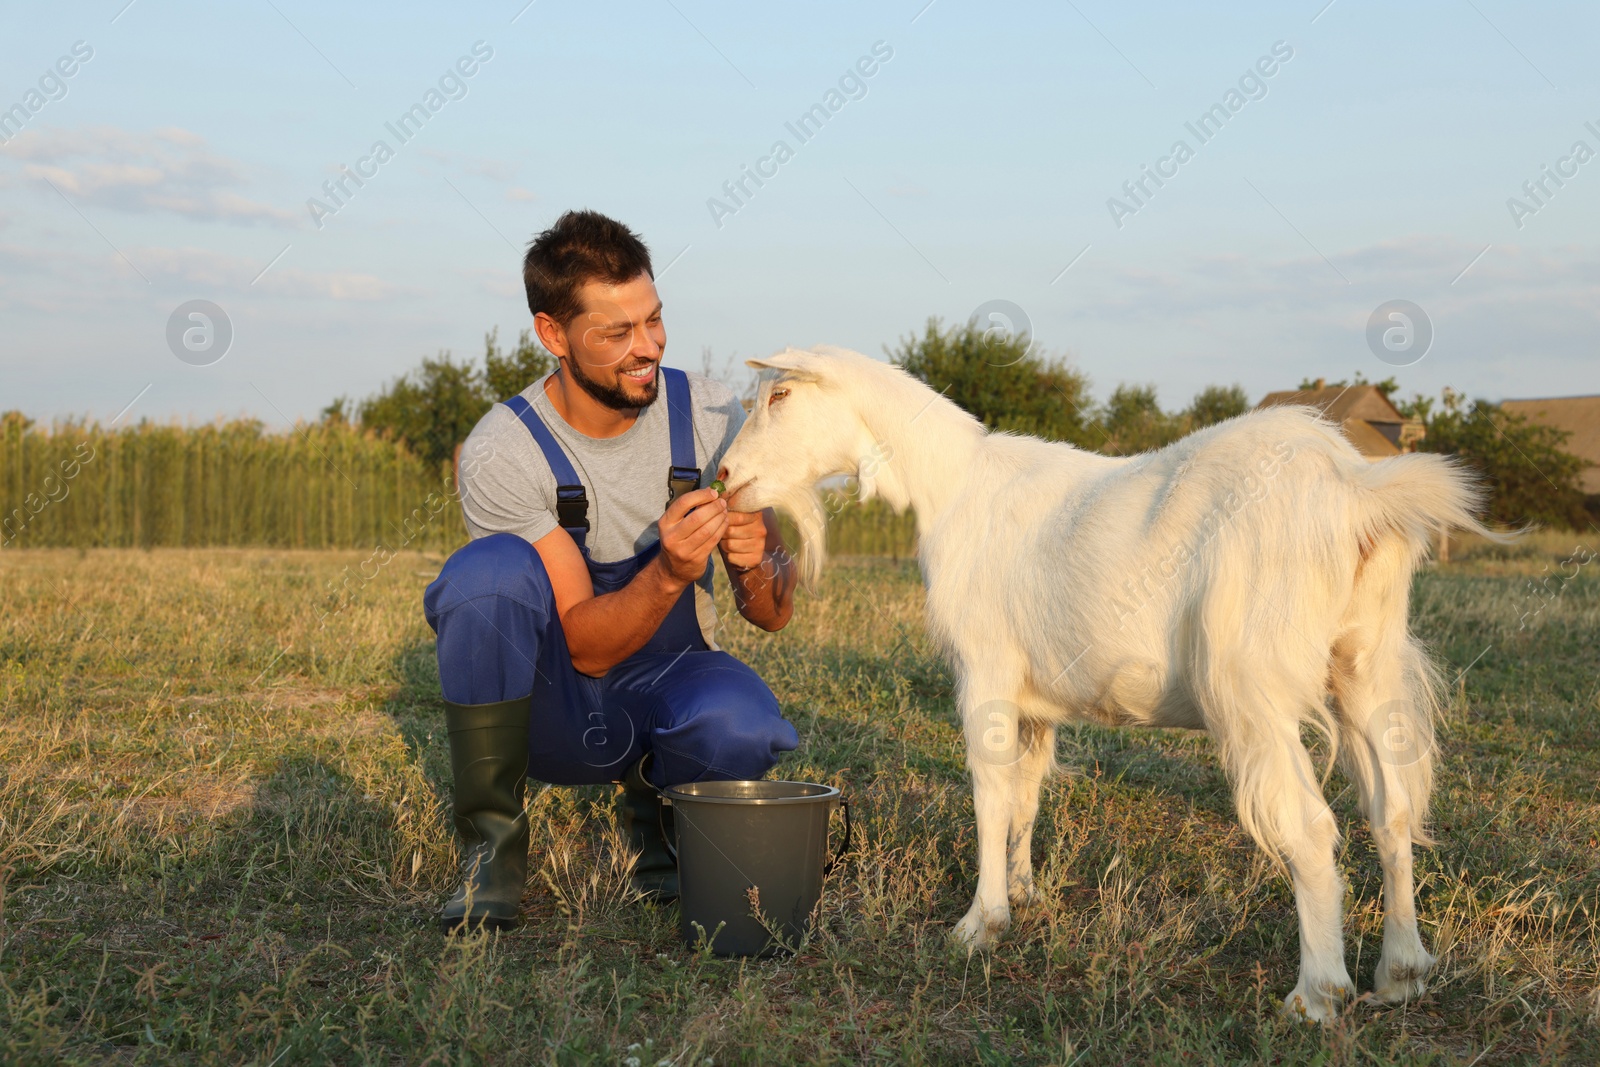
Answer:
1257, 383, 1406, 425
1500, 394, 1600, 494
1337, 417, 1402, 458
1255, 383, 1411, 459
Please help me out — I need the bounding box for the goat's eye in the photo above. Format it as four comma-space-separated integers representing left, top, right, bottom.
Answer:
768, 387, 789, 405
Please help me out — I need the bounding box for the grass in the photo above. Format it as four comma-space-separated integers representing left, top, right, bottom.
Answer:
1, 537, 1597, 1065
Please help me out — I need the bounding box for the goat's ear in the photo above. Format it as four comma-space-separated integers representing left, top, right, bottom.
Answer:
745, 347, 821, 382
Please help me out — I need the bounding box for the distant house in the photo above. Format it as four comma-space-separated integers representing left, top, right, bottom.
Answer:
1500, 394, 1600, 495
1256, 379, 1426, 460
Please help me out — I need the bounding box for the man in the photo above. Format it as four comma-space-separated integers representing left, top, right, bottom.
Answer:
423, 210, 799, 932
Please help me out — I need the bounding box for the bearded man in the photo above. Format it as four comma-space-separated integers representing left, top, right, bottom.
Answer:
424, 210, 798, 932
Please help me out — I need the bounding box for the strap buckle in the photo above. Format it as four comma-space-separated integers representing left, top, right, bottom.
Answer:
555, 484, 590, 531
667, 465, 701, 507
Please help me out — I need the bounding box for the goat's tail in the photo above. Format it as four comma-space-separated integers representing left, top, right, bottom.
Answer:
1351, 449, 1514, 555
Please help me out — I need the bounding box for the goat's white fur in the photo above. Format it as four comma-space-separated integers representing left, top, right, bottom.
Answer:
721, 346, 1499, 1022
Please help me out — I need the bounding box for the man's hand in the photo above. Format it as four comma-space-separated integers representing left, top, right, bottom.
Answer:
719, 506, 794, 632
718, 509, 768, 571
658, 486, 727, 586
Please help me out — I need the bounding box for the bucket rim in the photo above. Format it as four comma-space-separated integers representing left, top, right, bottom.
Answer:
661, 779, 841, 806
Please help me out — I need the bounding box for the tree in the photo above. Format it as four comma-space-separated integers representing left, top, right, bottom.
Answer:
1185, 384, 1250, 428
1298, 371, 1400, 400
1, 411, 35, 436
890, 317, 1097, 447
483, 327, 555, 402
1398, 388, 1587, 529
890, 320, 1266, 455
1099, 383, 1184, 454
319, 397, 352, 425
336, 330, 559, 470
358, 354, 486, 470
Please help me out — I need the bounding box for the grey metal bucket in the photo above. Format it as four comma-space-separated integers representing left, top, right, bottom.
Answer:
661, 780, 850, 958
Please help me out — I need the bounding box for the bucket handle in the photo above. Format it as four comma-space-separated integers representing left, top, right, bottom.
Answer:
658, 794, 852, 875
660, 796, 677, 865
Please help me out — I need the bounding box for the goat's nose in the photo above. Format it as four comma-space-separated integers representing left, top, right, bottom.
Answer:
716, 465, 729, 481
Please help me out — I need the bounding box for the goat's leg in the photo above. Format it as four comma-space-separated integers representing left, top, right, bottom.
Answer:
1006, 719, 1054, 908
1334, 651, 1438, 1002
952, 757, 1012, 949
1216, 715, 1354, 1021
1282, 799, 1350, 1022
952, 693, 1020, 950
1366, 757, 1435, 1002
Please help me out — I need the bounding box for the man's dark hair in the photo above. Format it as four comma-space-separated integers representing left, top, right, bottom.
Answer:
523, 210, 653, 326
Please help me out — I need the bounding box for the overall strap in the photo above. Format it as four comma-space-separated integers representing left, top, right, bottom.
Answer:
502, 394, 589, 547
661, 367, 700, 505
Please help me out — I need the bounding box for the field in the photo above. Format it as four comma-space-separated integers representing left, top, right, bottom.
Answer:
1, 533, 1597, 1064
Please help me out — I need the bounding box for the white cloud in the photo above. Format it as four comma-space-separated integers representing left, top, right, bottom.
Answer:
410, 146, 517, 184
0, 238, 133, 296
260, 267, 406, 301
3, 125, 295, 226
458, 265, 523, 299
464, 158, 515, 183
0, 242, 412, 303
1058, 234, 1600, 403
506, 186, 537, 202
134, 246, 409, 300
1088, 236, 1600, 324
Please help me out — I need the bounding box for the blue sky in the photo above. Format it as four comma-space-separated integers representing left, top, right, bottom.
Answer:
3, 0, 1597, 427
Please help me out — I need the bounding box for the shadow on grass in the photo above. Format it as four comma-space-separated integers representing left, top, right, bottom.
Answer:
1, 752, 444, 1062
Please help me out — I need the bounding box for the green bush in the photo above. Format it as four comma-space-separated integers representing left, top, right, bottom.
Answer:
891, 317, 1249, 456
890, 317, 1099, 447
1399, 388, 1588, 529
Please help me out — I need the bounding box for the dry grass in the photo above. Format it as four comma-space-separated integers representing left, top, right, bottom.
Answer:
1, 544, 1596, 1064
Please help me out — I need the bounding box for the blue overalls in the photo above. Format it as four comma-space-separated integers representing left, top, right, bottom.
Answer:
423, 367, 799, 789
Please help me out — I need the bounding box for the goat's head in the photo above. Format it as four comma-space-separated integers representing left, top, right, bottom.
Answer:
718, 346, 896, 584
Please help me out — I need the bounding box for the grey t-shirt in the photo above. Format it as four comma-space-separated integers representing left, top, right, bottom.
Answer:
457, 369, 746, 647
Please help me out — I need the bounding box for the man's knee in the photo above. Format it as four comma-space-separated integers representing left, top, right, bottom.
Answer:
426, 534, 565, 705
425, 533, 554, 630
651, 662, 798, 784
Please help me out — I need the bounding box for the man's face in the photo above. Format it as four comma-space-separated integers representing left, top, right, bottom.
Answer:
555, 273, 666, 411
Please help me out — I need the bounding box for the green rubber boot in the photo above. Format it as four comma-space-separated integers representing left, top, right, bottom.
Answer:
440, 697, 531, 934
620, 753, 678, 902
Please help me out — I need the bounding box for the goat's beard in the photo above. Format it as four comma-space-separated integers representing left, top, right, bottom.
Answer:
766, 482, 831, 589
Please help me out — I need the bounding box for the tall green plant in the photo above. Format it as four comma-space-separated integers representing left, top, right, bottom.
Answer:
0, 415, 463, 551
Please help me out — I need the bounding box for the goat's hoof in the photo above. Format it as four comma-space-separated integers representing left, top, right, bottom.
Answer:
1373, 947, 1436, 1004
1280, 980, 1352, 1024
951, 906, 1008, 951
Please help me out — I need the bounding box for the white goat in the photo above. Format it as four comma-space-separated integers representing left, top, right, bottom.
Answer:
719, 345, 1496, 1021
